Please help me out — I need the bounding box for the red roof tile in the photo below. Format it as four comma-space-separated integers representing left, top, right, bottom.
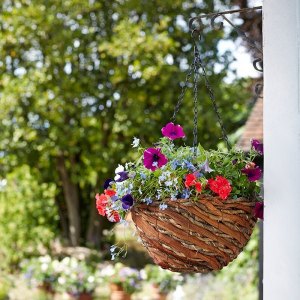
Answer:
237, 98, 263, 151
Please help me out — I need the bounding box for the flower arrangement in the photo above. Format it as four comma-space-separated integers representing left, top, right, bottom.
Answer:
54, 257, 97, 297
21, 255, 58, 293
96, 122, 263, 223
98, 263, 142, 295
143, 264, 184, 294
21, 256, 98, 298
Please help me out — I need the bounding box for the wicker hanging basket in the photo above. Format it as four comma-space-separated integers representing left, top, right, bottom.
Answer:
131, 195, 257, 273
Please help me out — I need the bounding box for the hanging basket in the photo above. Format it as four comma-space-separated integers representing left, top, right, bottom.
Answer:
131, 195, 257, 273
95, 15, 263, 274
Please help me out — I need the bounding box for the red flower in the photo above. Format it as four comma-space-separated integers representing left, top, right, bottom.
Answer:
185, 173, 202, 193
106, 210, 121, 222
207, 179, 219, 194
96, 205, 106, 216
96, 193, 108, 206
195, 182, 202, 192
208, 176, 232, 200
96, 193, 108, 216
185, 173, 197, 187
105, 189, 116, 197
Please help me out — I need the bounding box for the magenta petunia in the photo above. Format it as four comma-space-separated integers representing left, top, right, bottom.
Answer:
254, 201, 264, 220
143, 148, 168, 171
251, 139, 264, 155
241, 163, 262, 182
161, 122, 185, 140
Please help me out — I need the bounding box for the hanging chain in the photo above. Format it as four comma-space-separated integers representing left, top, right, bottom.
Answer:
193, 39, 231, 150
172, 27, 232, 151
171, 64, 194, 122
192, 46, 200, 154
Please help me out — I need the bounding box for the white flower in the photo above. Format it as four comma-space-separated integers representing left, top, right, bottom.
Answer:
165, 180, 173, 187
101, 265, 115, 277
61, 257, 70, 265
70, 258, 78, 268
39, 255, 51, 264
58, 277, 66, 285
140, 269, 147, 280
52, 260, 63, 272
115, 164, 124, 174
87, 276, 95, 283
131, 137, 140, 148
41, 263, 48, 272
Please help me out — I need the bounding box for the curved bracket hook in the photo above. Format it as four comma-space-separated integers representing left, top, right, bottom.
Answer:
189, 16, 204, 39
255, 82, 263, 98
210, 13, 224, 30
253, 58, 263, 72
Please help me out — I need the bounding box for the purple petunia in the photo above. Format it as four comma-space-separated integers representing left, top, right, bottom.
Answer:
103, 178, 113, 189
241, 163, 262, 181
201, 159, 213, 173
254, 201, 264, 220
115, 171, 129, 182
161, 122, 185, 140
121, 194, 134, 210
143, 148, 168, 171
251, 139, 264, 155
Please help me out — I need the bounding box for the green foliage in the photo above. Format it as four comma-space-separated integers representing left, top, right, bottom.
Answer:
0, 166, 58, 269
144, 264, 184, 294
0, 0, 252, 247
0, 275, 10, 300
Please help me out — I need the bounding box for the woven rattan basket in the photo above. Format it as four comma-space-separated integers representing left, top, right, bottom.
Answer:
131, 195, 257, 273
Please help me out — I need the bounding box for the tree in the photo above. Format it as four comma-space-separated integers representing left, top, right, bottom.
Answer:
0, 0, 251, 247
0, 166, 58, 269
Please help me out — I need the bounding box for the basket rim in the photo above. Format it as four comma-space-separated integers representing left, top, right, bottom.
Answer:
132, 194, 258, 208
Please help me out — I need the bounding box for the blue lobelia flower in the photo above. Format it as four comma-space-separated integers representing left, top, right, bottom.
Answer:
159, 203, 168, 210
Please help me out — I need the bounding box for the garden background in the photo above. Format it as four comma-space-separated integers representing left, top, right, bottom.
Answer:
0, 0, 262, 299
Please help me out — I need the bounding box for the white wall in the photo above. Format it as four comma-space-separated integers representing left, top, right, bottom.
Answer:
264, 0, 300, 299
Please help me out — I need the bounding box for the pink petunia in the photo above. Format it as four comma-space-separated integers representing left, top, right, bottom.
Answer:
161, 122, 185, 140
254, 202, 264, 220
241, 162, 262, 182
143, 148, 168, 171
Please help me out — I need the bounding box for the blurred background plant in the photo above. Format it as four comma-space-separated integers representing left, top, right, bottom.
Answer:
143, 265, 184, 295
99, 263, 142, 295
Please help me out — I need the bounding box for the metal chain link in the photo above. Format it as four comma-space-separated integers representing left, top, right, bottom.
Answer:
171, 35, 231, 151
193, 41, 231, 150
192, 46, 200, 154
171, 64, 194, 122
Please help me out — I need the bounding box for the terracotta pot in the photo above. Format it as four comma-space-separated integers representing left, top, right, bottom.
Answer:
38, 282, 55, 296
69, 292, 93, 300
78, 292, 93, 300
109, 284, 131, 300
152, 285, 168, 300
